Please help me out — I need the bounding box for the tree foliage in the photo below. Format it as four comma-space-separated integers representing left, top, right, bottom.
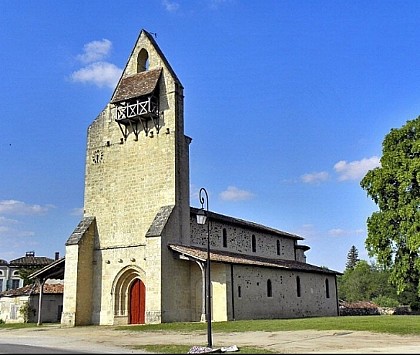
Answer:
18, 267, 43, 286
360, 116, 420, 295
338, 260, 398, 303
345, 245, 360, 270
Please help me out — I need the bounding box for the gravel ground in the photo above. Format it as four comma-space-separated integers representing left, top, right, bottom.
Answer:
2, 324, 420, 353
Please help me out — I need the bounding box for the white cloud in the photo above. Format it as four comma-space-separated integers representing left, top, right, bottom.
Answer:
162, 0, 180, 12
77, 39, 112, 64
219, 186, 255, 201
300, 171, 329, 184
0, 227, 34, 238
0, 216, 18, 225
71, 39, 123, 89
328, 228, 365, 237
71, 62, 122, 89
334, 156, 381, 181
0, 200, 54, 215
0, 215, 35, 239
328, 228, 347, 236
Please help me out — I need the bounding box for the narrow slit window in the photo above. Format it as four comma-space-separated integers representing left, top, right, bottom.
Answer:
238, 285, 242, 298
276, 240, 281, 255
251, 234, 256, 253
296, 276, 301, 297
222, 228, 227, 248
325, 278, 330, 298
267, 279, 272, 297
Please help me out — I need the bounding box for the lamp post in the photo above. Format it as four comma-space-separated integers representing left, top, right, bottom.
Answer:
196, 187, 213, 348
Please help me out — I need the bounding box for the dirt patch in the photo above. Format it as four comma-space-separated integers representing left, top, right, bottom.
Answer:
2, 325, 420, 353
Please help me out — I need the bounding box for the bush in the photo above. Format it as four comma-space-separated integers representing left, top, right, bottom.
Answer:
19, 302, 36, 323
372, 295, 400, 308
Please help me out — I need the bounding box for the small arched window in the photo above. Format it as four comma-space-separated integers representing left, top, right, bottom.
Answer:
137, 48, 149, 72
251, 234, 256, 253
267, 279, 272, 297
325, 278, 330, 298
296, 276, 301, 297
222, 228, 227, 248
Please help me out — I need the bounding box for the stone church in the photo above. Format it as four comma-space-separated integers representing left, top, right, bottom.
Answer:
61, 29, 340, 326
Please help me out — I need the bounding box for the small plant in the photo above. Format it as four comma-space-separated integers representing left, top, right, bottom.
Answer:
19, 302, 36, 323
0, 318, 4, 324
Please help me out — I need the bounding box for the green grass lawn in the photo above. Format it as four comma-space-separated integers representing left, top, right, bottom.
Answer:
116, 315, 420, 336
116, 315, 420, 354
2, 316, 419, 354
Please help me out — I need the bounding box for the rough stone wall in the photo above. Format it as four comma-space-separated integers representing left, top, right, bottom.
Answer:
295, 249, 307, 263
231, 265, 337, 320
338, 301, 413, 316
190, 217, 297, 260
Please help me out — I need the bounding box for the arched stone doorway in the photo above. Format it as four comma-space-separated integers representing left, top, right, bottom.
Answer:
112, 266, 146, 324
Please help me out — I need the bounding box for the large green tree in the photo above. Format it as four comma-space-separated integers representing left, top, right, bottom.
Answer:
338, 260, 397, 302
360, 116, 420, 295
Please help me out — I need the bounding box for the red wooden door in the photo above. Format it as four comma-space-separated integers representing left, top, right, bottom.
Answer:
129, 279, 145, 324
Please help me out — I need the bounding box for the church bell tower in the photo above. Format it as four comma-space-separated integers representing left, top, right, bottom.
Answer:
62, 30, 191, 326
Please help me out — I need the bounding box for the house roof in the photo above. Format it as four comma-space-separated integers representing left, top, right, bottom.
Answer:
110, 68, 162, 104
0, 283, 63, 297
29, 257, 65, 281
169, 244, 341, 275
9, 256, 54, 267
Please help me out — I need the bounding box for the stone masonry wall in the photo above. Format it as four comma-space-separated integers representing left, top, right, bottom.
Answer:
190, 216, 297, 261
75, 31, 190, 325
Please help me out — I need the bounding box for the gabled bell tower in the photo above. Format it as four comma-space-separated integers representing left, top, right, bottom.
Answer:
62, 29, 191, 326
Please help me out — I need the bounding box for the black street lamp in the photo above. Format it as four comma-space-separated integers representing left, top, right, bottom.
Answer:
197, 187, 213, 348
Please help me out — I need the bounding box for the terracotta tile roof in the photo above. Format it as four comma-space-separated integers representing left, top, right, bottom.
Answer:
111, 68, 162, 104
0, 283, 64, 297
169, 244, 340, 275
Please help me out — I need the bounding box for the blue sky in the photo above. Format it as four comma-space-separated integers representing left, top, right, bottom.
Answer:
1, 0, 419, 272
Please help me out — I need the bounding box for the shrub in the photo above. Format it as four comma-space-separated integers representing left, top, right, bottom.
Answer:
19, 302, 36, 323
372, 295, 400, 308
